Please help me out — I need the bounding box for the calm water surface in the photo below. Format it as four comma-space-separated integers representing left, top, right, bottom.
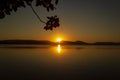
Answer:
0, 45, 120, 80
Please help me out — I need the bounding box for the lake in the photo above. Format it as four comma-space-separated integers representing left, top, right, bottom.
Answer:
0, 45, 120, 80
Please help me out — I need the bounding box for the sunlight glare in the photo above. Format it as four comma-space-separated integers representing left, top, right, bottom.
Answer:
57, 38, 62, 43
57, 44, 61, 54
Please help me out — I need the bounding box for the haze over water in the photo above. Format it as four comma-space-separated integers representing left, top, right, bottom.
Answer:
0, 45, 120, 80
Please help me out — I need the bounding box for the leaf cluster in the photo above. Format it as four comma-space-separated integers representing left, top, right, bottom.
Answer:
0, 0, 59, 30
0, 0, 58, 18
44, 15, 59, 30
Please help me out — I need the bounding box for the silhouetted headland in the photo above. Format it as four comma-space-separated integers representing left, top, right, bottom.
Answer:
93, 42, 120, 45
0, 40, 120, 45
0, 40, 53, 45
61, 41, 89, 45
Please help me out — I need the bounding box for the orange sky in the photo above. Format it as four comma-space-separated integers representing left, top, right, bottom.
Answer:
0, 0, 120, 42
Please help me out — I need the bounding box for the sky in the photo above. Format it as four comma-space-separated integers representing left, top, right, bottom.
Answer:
0, 0, 120, 42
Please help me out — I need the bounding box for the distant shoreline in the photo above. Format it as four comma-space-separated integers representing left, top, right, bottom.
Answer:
0, 40, 120, 45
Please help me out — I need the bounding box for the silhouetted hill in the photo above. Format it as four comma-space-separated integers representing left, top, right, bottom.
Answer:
0, 40, 120, 45
0, 40, 54, 45
61, 41, 88, 45
93, 42, 120, 45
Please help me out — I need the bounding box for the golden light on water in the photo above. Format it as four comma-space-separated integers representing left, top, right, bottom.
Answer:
54, 37, 62, 54
57, 44, 61, 54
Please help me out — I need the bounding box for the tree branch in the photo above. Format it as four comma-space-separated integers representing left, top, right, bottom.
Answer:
30, 5, 46, 24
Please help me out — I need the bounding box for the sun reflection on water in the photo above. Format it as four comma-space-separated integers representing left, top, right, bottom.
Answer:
57, 44, 61, 54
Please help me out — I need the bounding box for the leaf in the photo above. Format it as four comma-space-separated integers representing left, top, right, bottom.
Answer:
55, 0, 59, 5
19, 1, 26, 7
47, 17, 51, 19
25, 0, 33, 6
36, 0, 42, 6
13, 6, 17, 12
0, 11, 5, 19
5, 9, 11, 15
49, 4, 54, 11
47, 7, 49, 11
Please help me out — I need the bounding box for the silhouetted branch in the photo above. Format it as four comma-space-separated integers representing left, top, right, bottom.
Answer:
30, 4, 46, 24
0, 0, 60, 30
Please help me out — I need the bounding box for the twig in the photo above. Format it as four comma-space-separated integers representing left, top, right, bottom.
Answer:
30, 5, 46, 24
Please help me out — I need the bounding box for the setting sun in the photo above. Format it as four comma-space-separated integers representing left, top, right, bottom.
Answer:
57, 37, 62, 43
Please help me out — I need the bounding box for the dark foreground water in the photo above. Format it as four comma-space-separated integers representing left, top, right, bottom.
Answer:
0, 45, 120, 80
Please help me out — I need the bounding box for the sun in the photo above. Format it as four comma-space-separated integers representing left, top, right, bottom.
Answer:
57, 37, 62, 43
